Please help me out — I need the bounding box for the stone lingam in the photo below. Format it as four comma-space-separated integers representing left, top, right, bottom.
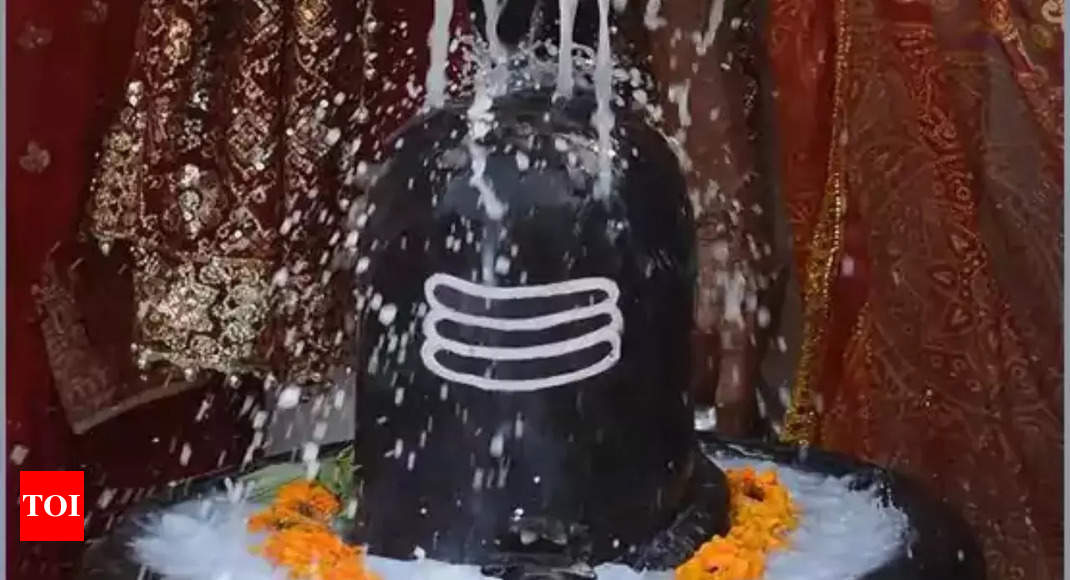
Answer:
347, 2, 732, 572
76, 2, 986, 579
348, 87, 730, 575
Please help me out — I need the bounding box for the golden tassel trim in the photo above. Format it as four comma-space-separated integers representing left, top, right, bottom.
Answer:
781, 0, 852, 446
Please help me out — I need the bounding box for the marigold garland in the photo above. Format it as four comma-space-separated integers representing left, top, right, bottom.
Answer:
248, 469, 793, 580
249, 480, 379, 580
676, 468, 799, 580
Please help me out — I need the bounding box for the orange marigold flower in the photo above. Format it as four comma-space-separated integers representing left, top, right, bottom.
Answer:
248, 479, 377, 580
274, 480, 342, 521
248, 480, 342, 532
675, 468, 798, 580
260, 526, 380, 580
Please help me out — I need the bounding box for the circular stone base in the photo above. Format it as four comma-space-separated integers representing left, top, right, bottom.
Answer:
77, 437, 983, 580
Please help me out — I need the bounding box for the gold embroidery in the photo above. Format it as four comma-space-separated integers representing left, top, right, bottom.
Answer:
782, 0, 851, 446
1041, 0, 1063, 25
34, 260, 117, 431
16, 23, 53, 51
273, 0, 343, 382
132, 245, 272, 374
90, 81, 146, 240
1030, 23, 1056, 48
163, 10, 193, 66
83, 0, 109, 24
34, 252, 206, 434
83, 0, 349, 388
165, 164, 226, 239
296, 0, 330, 42
18, 141, 51, 173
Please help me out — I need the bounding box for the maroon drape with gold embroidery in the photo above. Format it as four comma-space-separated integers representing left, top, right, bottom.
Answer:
9, 0, 468, 577
771, 0, 1064, 578
35, 0, 473, 433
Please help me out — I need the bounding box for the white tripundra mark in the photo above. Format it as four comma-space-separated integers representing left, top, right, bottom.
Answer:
420, 273, 623, 392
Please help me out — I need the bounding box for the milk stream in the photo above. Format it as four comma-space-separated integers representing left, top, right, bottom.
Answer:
643, 0, 665, 30
482, 0, 506, 62
593, 0, 615, 199
555, 0, 579, 99
466, 0, 509, 283
425, 0, 454, 108
698, 0, 726, 55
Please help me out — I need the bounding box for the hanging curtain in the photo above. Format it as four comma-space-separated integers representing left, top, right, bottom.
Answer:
770, 0, 1064, 577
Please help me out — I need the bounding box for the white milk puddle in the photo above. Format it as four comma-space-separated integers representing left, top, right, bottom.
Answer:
130, 458, 908, 580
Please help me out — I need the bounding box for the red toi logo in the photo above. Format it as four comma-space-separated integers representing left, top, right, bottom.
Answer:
19, 471, 85, 542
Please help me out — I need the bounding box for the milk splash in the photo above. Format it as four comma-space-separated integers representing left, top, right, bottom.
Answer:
427, 0, 622, 281
555, 0, 616, 198
465, 0, 513, 283
130, 457, 911, 580
592, 0, 615, 199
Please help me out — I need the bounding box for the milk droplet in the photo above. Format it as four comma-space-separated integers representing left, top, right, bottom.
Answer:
325, 128, 341, 146
489, 433, 505, 457
494, 255, 511, 275
356, 256, 371, 274
757, 307, 771, 328
302, 442, 320, 463
9, 445, 29, 466
378, 304, 398, 325
515, 151, 530, 171
277, 386, 302, 409
252, 410, 269, 429
97, 488, 117, 509
841, 255, 856, 277
272, 267, 290, 287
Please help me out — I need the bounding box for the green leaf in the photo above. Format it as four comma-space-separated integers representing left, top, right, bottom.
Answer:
240, 462, 305, 504
316, 446, 357, 502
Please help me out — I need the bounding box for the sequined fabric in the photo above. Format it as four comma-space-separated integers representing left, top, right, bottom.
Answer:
85, 0, 363, 384
769, 0, 1064, 577
33, 0, 461, 432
